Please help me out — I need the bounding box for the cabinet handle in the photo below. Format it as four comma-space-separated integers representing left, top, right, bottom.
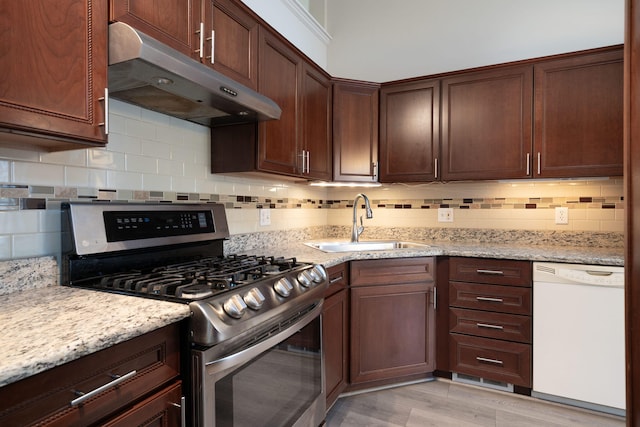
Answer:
476, 296, 504, 303
299, 150, 310, 174
195, 22, 204, 58
207, 30, 215, 64
329, 274, 344, 284
433, 286, 437, 310
537, 152, 541, 175
98, 88, 109, 135
70, 370, 137, 406
434, 158, 438, 179
476, 269, 504, 276
306, 150, 310, 173
526, 153, 530, 176
372, 162, 378, 181
476, 356, 504, 365
477, 322, 504, 330
171, 396, 187, 427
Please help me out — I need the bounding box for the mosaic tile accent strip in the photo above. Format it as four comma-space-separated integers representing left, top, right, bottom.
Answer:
1, 183, 624, 212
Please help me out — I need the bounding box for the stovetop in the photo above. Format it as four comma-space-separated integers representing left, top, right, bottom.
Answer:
61, 202, 329, 347
73, 254, 309, 303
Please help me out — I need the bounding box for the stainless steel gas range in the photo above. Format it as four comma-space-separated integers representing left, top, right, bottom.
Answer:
61, 202, 328, 427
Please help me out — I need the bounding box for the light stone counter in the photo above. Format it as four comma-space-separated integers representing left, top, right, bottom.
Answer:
0, 234, 623, 389
0, 285, 190, 387
241, 240, 624, 268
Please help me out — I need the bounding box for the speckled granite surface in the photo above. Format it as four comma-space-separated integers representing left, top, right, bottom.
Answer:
0, 256, 58, 296
0, 286, 190, 387
0, 227, 624, 389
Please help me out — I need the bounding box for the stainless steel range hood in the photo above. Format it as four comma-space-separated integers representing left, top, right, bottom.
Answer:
108, 22, 281, 126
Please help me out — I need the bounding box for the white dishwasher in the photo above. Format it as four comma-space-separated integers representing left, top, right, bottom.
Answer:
532, 262, 625, 416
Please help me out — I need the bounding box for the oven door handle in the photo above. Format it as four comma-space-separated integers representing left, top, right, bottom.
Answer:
204, 302, 323, 376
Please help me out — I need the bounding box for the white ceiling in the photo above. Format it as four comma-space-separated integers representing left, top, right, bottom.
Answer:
325, 0, 625, 82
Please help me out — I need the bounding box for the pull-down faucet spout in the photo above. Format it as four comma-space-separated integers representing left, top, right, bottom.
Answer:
351, 193, 373, 243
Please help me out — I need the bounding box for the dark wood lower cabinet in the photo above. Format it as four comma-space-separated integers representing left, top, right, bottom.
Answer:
349, 258, 436, 386
447, 257, 532, 389
323, 263, 349, 409
0, 323, 183, 427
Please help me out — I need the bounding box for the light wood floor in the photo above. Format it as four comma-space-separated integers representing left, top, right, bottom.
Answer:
325, 379, 625, 427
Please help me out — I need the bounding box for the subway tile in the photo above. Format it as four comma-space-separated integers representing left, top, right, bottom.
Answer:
12, 232, 60, 259
126, 153, 158, 174
0, 210, 38, 233
106, 170, 143, 190
142, 173, 172, 192
40, 148, 86, 166
87, 148, 126, 170
0, 236, 11, 259
125, 117, 156, 140
105, 132, 142, 155
13, 162, 64, 186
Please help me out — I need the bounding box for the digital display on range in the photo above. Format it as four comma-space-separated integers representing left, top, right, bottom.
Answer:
103, 210, 215, 241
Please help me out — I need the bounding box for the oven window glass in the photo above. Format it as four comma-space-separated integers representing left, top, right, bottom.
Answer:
214, 317, 322, 427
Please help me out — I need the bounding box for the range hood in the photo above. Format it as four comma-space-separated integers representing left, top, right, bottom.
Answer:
108, 22, 281, 126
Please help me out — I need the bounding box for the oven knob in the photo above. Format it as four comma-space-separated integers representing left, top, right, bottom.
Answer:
310, 265, 327, 283
297, 270, 313, 287
243, 288, 266, 310
273, 277, 293, 297
223, 294, 247, 319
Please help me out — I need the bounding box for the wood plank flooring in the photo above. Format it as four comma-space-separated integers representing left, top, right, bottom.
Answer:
325, 379, 625, 426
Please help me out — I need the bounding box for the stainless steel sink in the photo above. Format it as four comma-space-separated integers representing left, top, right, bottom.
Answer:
304, 240, 430, 253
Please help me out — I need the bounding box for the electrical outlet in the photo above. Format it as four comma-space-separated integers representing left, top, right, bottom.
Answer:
259, 208, 271, 226
438, 208, 454, 223
555, 207, 569, 225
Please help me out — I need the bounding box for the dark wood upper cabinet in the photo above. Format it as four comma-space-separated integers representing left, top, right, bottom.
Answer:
301, 62, 333, 181
202, 0, 258, 89
0, 0, 108, 150
257, 28, 300, 176
441, 65, 533, 181
533, 48, 623, 178
110, 0, 200, 58
333, 80, 380, 182
379, 79, 440, 182
211, 27, 331, 180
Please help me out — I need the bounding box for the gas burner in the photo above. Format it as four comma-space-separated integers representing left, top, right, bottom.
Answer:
176, 283, 216, 299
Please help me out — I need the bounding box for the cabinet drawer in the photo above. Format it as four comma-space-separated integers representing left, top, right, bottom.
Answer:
449, 282, 532, 315
449, 308, 532, 343
449, 334, 531, 387
0, 323, 181, 427
325, 263, 349, 298
449, 258, 532, 287
350, 257, 434, 287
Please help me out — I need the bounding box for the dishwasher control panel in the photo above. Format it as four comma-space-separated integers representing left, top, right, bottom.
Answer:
534, 263, 624, 287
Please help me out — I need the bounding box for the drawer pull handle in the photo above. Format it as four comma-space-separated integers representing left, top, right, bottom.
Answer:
476, 356, 504, 365
476, 296, 503, 303
171, 396, 187, 427
70, 370, 137, 406
329, 275, 344, 284
476, 269, 504, 276
477, 322, 504, 330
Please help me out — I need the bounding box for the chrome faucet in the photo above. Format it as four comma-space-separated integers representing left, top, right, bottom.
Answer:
351, 193, 373, 243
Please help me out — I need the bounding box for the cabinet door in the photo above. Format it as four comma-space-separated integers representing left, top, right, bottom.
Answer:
257, 28, 300, 175
441, 65, 533, 181
101, 381, 183, 427
0, 0, 108, 150
350, 281, 435, 384
301, 62, 333, 180
333, 81, 380, 182
380, 79, 440, 182
322, 288, 349, 408
110, 0, 200, 58
534, 48, 623, 178
202, 0, 258, 89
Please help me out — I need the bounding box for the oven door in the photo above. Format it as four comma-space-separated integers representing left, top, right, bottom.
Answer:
192, 303, 325, 427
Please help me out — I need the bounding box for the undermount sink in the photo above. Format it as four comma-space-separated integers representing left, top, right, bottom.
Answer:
304, 240, 430, 253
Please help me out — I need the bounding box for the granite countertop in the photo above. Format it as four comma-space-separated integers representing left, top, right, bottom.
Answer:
0, 285, 190, 388
0, 240, 623, 389
242, 239, 625, 268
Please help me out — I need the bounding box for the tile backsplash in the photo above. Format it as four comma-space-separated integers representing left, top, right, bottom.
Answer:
0, 100, 624, 260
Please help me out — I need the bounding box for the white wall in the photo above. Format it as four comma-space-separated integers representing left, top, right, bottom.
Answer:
239, 0, 330, 68
325, 0, 625, 82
